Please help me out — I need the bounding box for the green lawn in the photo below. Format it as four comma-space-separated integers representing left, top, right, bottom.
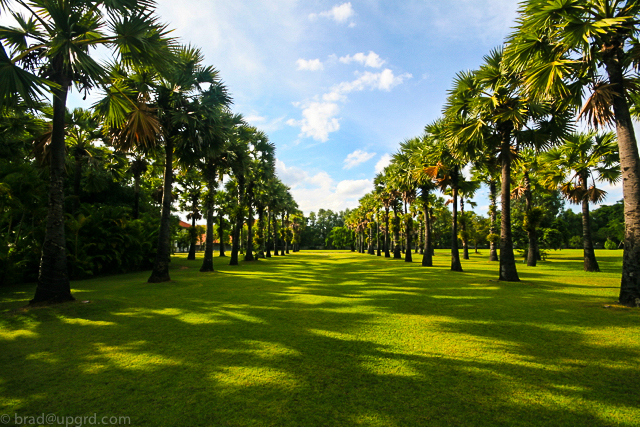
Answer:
1, 249, 638, 427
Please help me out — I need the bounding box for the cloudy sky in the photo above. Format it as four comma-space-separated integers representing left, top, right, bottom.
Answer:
65, 0, 623, 214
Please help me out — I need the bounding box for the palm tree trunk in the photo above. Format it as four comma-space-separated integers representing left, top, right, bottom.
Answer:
285, 212, 290, 254
32, 81, 74, 304
245, 186, 255, 261
581, 172, 599, 272
230, 180, 244, 266
230, 217, 241, 265
498, 128, 519, 281
200, 190, 215, 272
367, 224, 374, 254
489, 179, 499, 262
525, 172, 536, 267
376, 215, 381, 256
418, 219, 423, 255
218, 213, 226, 257
384, 207, 390, 257
604, 57, 640, 305
405, 215, 413, 262
461, 197, 469, 260
257, 207, 265, 258
148, 136, 175, 283
273, 212, 279, 256
187, 212, 197, 260
281, 213, 286, 255
266, 209, 272, 257
393, 208, 401, 259
422, 201, 433, 267
451, 181, 463, 272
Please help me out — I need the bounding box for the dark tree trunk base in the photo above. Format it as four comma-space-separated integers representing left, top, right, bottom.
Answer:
30, 289, 75, 305
421, 252, 432, 267
148, 273, 171, 283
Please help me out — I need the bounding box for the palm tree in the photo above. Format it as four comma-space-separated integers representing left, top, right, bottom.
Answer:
423, 119, 465, 272
512, 149, 543, 267
471, 156, 500, 261
541, 132, 620, 272
100, 47, 232, 280
374, 172, 393, 258
0, 0, 171, 302
244, 129, 275, 261
457, 179, 480, 260
176, 168, 203, 261
127, 155, 149, 220
200, 112, 242, 271
392, 138, 421, 263
65, 108, 102, 214
225, 125, 254, 266
405, 133, 439, 267
445, 49, 570, 281
508, 0, 640, 304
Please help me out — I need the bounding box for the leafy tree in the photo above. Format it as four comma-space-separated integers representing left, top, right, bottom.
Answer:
541, 132, 620, 271
0, 0, 172, 302
508, 0, 640, 303
423, 119, 465, 272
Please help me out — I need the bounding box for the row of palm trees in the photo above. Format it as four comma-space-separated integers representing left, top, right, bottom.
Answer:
0, 0, 300, 303
348, 0, 638, 306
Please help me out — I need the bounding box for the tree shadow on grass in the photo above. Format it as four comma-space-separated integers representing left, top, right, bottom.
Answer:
0, 251, 638, 426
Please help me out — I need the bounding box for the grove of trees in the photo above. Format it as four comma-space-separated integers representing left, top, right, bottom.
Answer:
0, 0, 301, 303
341, 0, 640, 307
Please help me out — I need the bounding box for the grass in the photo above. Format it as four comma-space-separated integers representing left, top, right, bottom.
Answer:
0, 249, 638, 427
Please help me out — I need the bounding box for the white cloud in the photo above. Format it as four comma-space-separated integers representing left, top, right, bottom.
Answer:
336, 179, 372, 197
327, 69, 412, 99
286, 102, 341, 142
276, 159, 372, 214
244, 114, 266, 123
339, 51, 385, 68
309, 2, 355, 24
343, 150, 377, 170
289, 69, 412, 141
374, 153, 392, 173
296, 58, 323, 71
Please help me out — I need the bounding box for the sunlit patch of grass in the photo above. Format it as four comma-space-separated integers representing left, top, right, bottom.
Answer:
0, 249, 638, 426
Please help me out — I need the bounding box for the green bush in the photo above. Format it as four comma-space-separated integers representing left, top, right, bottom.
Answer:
604, 238, 618, 250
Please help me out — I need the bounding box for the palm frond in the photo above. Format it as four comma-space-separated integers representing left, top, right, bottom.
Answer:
578, 80, 616, 129
0, 43, 52, 107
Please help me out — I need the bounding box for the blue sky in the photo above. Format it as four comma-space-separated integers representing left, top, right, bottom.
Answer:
148, 0, 530, 214
61, 0, 624, 215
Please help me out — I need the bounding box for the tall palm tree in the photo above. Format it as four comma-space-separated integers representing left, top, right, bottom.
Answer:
512, 149, 543, 267
176, 168, 203, 261
392, 138, 421, 263
244, 129, 275, 261
374, 172, 393, 258
200, 112, 242, 272
127, 154, 149, 220
471, 155, 500, 262
99, 46, 232, 281
0, 0, 172, 302
445, 49, 570, 281
423, 119, 465, 272
66, 108, 102, 214
406, 133, 439, 267
541, 132, 620, 272
508, 0, 640, 304
457, 178, 480, 260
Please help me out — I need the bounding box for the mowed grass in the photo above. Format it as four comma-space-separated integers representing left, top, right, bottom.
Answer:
1, 249, 639, 427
